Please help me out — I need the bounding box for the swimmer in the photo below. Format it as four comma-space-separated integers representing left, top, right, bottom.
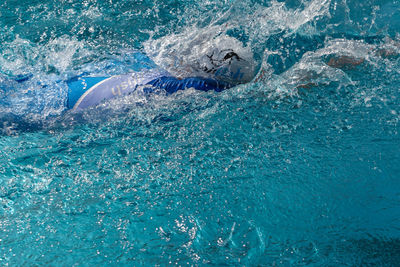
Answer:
68, 35, 400, 110
67, 36, 256, 111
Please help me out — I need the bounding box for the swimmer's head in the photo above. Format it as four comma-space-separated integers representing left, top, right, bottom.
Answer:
194, 36, 256, 84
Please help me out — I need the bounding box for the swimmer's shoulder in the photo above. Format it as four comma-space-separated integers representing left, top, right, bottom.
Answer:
146, 76, 233, 93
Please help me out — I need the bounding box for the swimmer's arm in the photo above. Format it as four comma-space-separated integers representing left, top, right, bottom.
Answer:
327, 41, 399, 69
297, 43, 399, 89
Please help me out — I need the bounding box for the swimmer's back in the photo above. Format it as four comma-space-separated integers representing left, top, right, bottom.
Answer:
67, 68, 232, 111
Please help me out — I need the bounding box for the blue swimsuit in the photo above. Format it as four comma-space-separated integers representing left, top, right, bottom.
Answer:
67, 68, 233, 111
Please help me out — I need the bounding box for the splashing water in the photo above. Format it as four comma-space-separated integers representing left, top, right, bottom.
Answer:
0, 0, 399, 265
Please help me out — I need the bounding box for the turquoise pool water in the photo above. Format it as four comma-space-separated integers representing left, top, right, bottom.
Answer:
0, 0, 399, 265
